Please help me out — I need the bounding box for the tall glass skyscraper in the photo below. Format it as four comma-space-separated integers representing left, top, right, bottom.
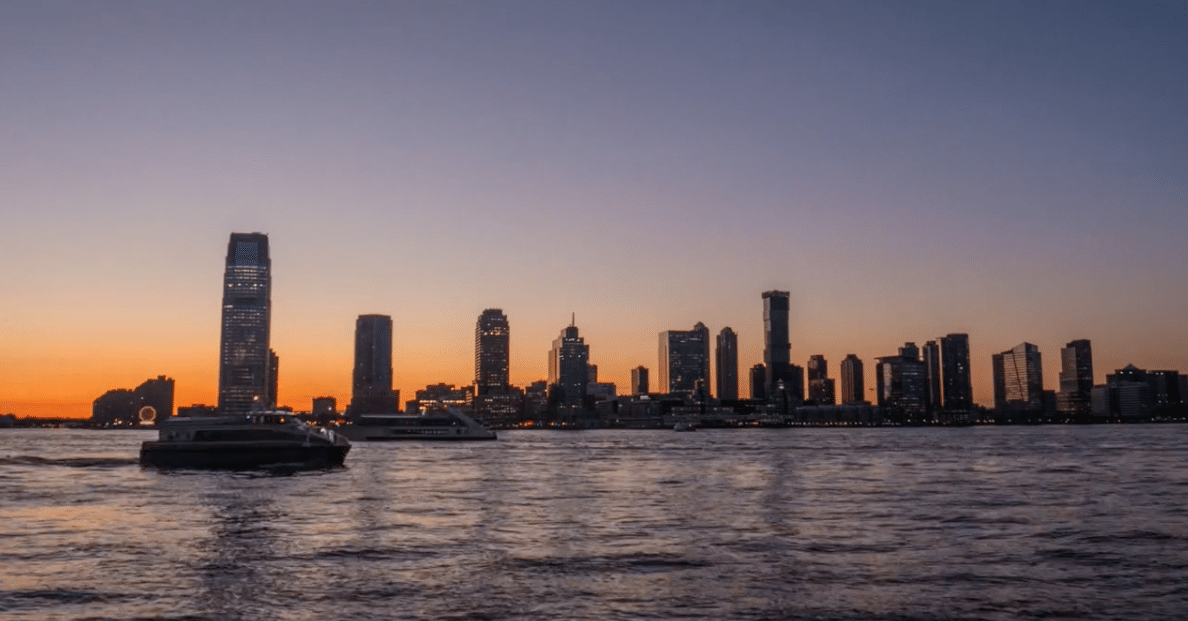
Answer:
1058, 339, 1093, 417
351, 314, 398, 415
840, 354, 865, 404
994, 342, 1044, 413
475, 309, 510, 395
762, 290, 794, 399
716, 327, 738, 401
548, 321, 589, 405
218, 233, 271, 414
939, 333, 973, 411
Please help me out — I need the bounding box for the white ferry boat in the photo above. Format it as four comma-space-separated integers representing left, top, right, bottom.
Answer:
140, 412, 351, 469
338, 407, 497, 441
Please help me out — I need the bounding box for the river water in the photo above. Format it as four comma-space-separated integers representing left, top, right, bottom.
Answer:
1, 426, 1186, 620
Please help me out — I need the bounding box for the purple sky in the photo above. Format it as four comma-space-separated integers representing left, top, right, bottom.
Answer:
1, 1, 1185, 415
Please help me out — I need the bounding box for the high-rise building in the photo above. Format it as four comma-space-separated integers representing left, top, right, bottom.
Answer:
1057, 339, 1093, 418
762, 291, 794, 399
807, 355, 835, 405
548, 321, 589, 405
876, 343, 928, 421
716, 327, 739, 401
939, 334, 973, 411
994, 343, 1044, 413
659, 322, 710, 396
923, 341, 941, 413
840, 354, 865, 404
750, 363, 767, 401
631, 366, 649, 395
475, 309, 510, 395
267, 349, 279, 409
351, 314, 399, 415
92, 375, 175, 426
218, 232, 272, 414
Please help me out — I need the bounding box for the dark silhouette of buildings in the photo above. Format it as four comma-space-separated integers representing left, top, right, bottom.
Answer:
549, 319, 589, 405
716, 327, 738, 401
659, 322, 710, 396
475, 309, 510, 395
840, 354, 865, 404
351, 314, 400, 415
267, 349, 279, 409
924, 340, 941, 413
1058, 339, 1094, 419
218, 232, 272, 414
631, 366, 649, 395
762, 291, 795, 400
750, 363, 767, 401
876, 343, 928, 422
994, 343, 1044, 414
92, 376, 174, 426
807, 355, 835, 405
1092, 365, 1187, 419
939, 334, 973, 411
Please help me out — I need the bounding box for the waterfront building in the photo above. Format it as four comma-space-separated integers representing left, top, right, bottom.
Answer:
1057, 339, 1094, 418
475, 309, 510, 396
716, 327, 739, 401
267, 349, 279, 409
939, 334, 973, 411
840, 354, 865, 404
750, 363, 767, 401
351, 314, 400, 415
807, 355, 835, 405
994, 343, 1044, 414
923, 341, 941, 413
217, 232, 272, 414
762, 291, 795, 399
631, 366, 649, 395
659, 322, 710, 396
876, 343, 928, 422
413, 383, 471, 410
549, 320, 589, 405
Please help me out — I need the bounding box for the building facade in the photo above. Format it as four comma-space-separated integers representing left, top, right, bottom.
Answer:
994, 342, 1044, 414
807, 355, 835, 405
218, 233, 272, 414
659, 322, 710, 396
549, 322, 589, 405
939, 333, 973, 411
840, 354, 865, 404
475, 309, 510, 395
876, 343, 928, 422
351, 314, 399, 415
631, 366, 649, 395
716, 327, 739, 401
762, 291, 795, 399
750, 363, 767, 401
1057, 339, 1094, 418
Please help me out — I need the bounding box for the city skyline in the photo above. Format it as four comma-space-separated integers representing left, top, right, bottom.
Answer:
1, 2, 1184, 417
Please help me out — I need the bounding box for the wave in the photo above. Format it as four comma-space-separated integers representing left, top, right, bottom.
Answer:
0, 455, 138, 468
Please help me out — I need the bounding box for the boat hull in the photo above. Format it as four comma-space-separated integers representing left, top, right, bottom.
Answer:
140, 441, 350, 469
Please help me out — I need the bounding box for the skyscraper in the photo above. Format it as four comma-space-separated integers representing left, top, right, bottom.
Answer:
994, 343, 1044, 414
807, 355, 835, 405
876, 343, 929, 422
548, 321, 589, 405
923, 341, 941, 413
267, 349, 279, 409
762, 291, 793, 399
218, 232, 272, 414
659, 322, 710, 396
716, 327, 739, 401
750, 363, 767, 400
475, 309, 510, 395
631, 366, 649, 395
840, 354, 865, 404
351, 314, 398, 415
939, 333, 973, 411
1057, 339, 1093, 418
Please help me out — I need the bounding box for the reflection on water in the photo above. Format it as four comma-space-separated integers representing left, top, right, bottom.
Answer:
1, 427, 1188, 620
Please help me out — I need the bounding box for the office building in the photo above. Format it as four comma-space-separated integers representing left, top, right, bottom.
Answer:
549, 320, 589, 405
631, 366, 649, 395
750, 363, 767, 401
659, 322, 710, 396
475, 309, 510, 395
939, 334, 973, 411
840, 354, 865, 404
351, 314, 399, 415
807, 355, 835, 405
1057, 339, 1094, 418
876, 343, 928, 421
923, 341, 941, 412
716, 327, 739, 401
994, 343, 1044, 413
762, 291, 795, 399
218, 232, 272, 414
267, 349, 279, 409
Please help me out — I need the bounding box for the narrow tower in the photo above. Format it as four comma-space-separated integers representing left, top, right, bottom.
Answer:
218, 233, 272, 414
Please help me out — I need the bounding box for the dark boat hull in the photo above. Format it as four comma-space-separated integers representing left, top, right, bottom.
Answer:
140, 441, 349, 469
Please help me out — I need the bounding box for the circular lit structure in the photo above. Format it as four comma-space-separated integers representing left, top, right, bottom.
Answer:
138, 405, 157, 424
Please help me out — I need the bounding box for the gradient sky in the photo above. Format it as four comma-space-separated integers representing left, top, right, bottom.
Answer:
1, 1, 1185, 417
